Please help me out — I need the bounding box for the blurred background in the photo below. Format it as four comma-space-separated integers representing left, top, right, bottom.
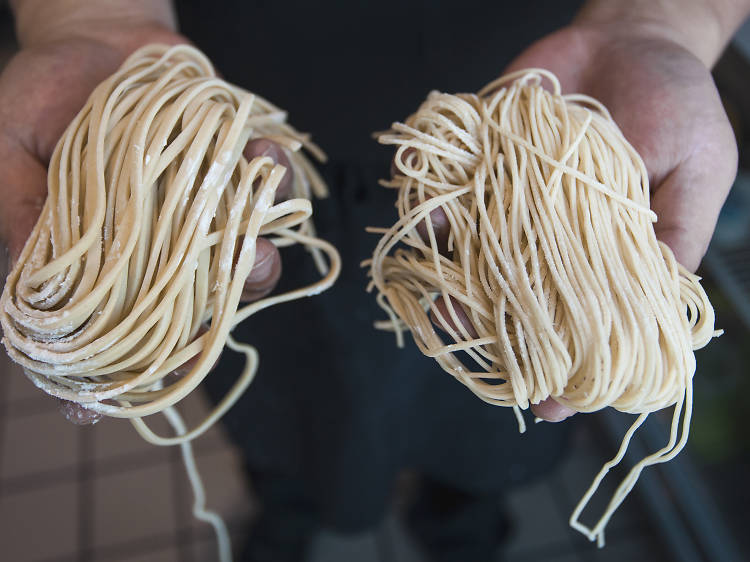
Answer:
0, 4, 749, 562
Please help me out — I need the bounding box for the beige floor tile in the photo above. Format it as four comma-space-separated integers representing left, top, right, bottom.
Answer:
173, 388, 213, 421
183, 453, 254, 560
0, 482, 78, 561
1, 409, 81, 480
179, 445, 254, 558
192, 420, 231, 456
0, 347, 20, 405
107, 544, 181, 562
92, 461, 177, 550
92, 416, 171, 467
90, 391, 230, 472
2, 358, 92, 418
192, 535, 221, 562
5, 391, 60, 417
170, 389, 234, 455
192, 522, 249, 562
4, 367, 53, 403
182, 446, 257, 532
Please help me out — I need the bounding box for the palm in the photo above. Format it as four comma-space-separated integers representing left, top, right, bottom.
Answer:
507, 25, 737, 271
2, 43, 125, 158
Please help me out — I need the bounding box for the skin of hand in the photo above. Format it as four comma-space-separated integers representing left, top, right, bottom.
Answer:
0, 20, 290, 423
506, 19, 737, 421
417, 17, 739, 422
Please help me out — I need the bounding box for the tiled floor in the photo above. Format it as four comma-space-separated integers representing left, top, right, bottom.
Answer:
0, 336, 670, 562
0, 349, 251, 562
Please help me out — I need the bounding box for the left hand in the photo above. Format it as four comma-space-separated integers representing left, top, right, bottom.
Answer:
0, 28, 292, 423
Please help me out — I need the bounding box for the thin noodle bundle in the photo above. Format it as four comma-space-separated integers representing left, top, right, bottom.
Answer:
365, 69, 717, 545
1, 44, 340, 561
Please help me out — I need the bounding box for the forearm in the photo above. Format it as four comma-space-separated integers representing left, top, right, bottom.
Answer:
576, 0, 750, 67
10, 0, 177, 49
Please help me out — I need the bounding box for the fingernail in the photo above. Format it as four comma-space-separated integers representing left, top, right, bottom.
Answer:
530, 399, 576, 423
57, 399, 102, 425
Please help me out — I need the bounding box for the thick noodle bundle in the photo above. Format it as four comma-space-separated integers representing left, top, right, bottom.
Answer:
2, 44, 339, 423
1, 44, 340, 561
366, 69, 717, 544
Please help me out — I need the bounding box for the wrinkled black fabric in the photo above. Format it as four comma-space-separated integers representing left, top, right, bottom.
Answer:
176, 0, 583, 531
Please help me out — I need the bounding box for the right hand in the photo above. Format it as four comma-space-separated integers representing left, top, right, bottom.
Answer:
391, 5, 738, 422
0, 24, 291, 423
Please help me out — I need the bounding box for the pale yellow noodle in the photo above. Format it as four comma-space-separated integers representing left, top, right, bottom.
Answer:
365, 69, 717, 545
1, 44, 341, 561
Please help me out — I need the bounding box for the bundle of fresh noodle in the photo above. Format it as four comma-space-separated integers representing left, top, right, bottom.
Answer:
366, 69, 718, 544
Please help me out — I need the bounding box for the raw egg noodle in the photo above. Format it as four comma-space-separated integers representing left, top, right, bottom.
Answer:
365, 69, 717, 545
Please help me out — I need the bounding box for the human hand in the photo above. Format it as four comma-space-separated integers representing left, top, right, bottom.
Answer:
0, 23, 292, 423
509, 20, 735, 421
409, 17, 737, 422
506, 22, 737, 273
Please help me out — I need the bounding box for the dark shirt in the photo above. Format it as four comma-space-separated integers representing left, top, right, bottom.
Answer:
177, 0, 581, 529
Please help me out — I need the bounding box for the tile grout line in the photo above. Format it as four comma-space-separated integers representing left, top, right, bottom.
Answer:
170, 444, 195, 562
0, 437, 229, 497
1, 466, 79, 496
85, 529, 181, 561
4, 397, 60, 418
79, 520, 243, 561
78, 427, 95, 562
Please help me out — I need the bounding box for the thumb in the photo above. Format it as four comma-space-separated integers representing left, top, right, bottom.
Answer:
0, 143, 48, 266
